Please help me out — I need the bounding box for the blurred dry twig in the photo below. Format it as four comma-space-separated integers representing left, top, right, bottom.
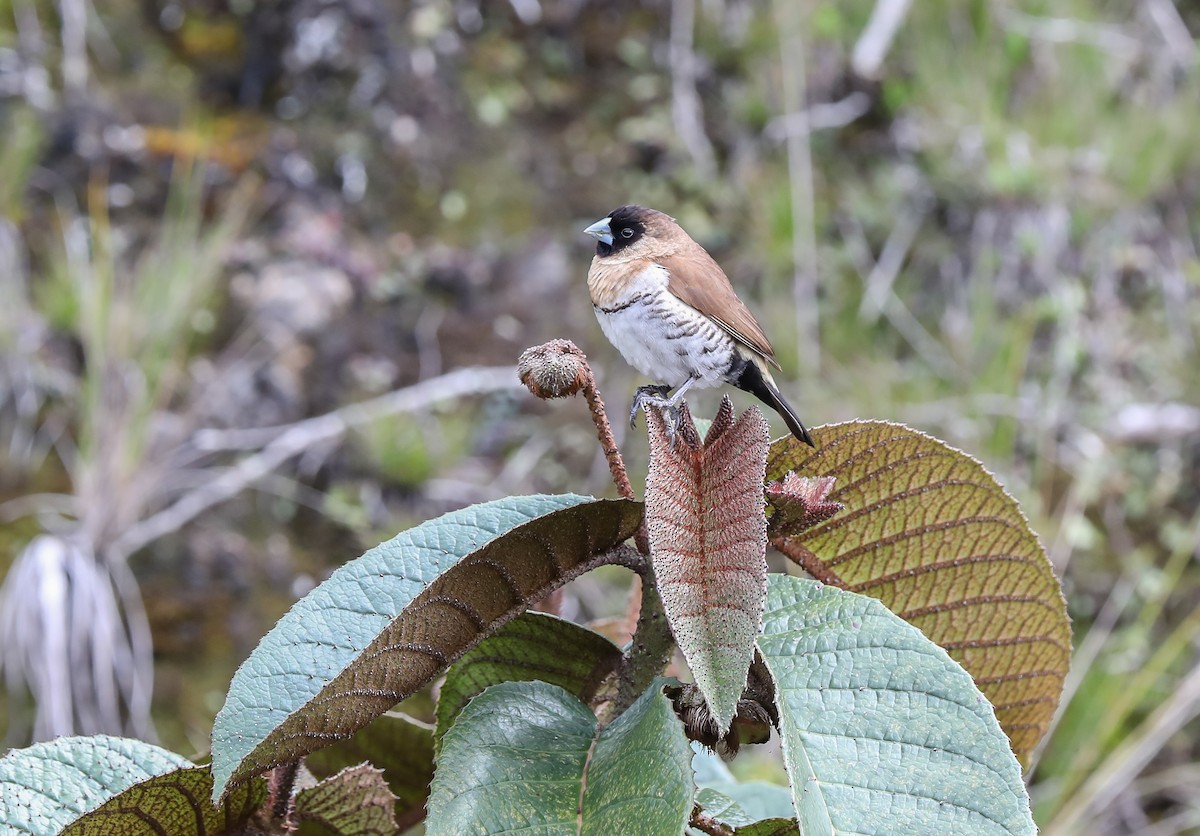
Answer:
775, 0, 820, 368
111, 366, 520, 562
670, 0, 716, 178
852, 0, 913, 79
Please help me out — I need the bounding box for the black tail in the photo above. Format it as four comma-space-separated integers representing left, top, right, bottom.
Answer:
733, 359, 816, 447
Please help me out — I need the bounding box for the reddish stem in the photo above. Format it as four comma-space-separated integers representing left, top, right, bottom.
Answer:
770, 535, 847, 588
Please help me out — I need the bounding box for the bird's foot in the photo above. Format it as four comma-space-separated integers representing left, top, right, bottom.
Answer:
629, 384, 674, 429
631, 385, 694, 447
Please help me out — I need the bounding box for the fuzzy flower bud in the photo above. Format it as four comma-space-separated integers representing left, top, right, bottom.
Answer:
517, 339, 591, 399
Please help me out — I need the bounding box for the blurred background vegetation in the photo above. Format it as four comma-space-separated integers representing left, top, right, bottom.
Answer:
1, 1, 1198, 833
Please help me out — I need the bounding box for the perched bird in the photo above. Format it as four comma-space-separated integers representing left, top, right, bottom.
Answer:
583, 205, 815, 446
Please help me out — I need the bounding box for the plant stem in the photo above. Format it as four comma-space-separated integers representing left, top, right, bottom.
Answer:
603, 564, 674, 725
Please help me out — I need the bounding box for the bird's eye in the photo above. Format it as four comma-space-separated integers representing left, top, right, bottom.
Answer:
621, 228, 635, 239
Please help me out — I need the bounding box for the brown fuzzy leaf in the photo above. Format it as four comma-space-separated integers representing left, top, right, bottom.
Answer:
767, 421, 1071, 768
646, 397, 769, 734
765, 472, 844, 536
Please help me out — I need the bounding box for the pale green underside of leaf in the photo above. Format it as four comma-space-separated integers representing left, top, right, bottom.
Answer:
211, 493, 641, 799
768, 421, 1070, 766
758, 575, 1035, 836
429, 679, 693, 836
693, 749, 800, 835
696, 783, 797, 827
0, 735, 262, 836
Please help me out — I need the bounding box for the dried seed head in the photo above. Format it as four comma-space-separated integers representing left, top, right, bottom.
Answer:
517, 339, 590, 399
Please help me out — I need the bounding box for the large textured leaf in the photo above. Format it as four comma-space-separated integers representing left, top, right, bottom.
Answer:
758, 575, 1035, 835
0, 735, 263, 836
646, 399, 769, 733
429, 679, 693, 835
435, 611, 622, 750
767, 421, 1070, 766
294, 763, 397, 836
304, 712, 434, 827
212, 494, 643, 799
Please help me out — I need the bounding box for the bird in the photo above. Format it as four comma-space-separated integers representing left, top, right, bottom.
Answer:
583, 204, 815, 447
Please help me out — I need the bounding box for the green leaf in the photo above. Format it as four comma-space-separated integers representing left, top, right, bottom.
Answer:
212, 494, 642, 799
757, 575, 1035, 835
294, 763, 397, 836
695, 783, 796, 826
691, 746, 735, 786
767, 421, 1070, 766
646, 399, 770, 733
429, 680, 693, 835
0, 735, 263, 836
693, 760, 798, 835
733, 820, 801, 836
305, 712, 434, 825
435, 611, 622, 751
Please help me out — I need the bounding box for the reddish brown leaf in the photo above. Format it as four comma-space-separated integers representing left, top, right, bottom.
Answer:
765, 472, 844, 536
646, 397, 770, 733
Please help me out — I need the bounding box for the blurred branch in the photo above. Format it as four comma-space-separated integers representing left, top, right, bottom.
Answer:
0, 493, 77, 524
671, 0, 717, 178
508, 0, 542, 25
851, 0, 912, 80
13, 0, 54, 109
59, 0, 88, 99
111, 366, 519, 562
837, 209, 955, 377
763, 92, 872, 141
857, 192, 928, 323
775, 0, 820, 367
1160, 207, 1198, 355
996, 5, 1140, 56
1144, 0, 1196, 69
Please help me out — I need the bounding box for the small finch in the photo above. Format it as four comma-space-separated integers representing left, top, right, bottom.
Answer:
583, 205, 814, 446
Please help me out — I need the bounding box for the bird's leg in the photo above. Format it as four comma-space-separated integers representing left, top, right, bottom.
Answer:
630, 378, 699, 443
630, 384, 674, 429
663, 376, 697, 408
660, 376, 698, 441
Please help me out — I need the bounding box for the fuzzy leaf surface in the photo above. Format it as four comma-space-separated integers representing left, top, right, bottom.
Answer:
0, 735, 262, 836
211, 494, 642, 798
768, 421, 1070, 766
647, 400, 769, 734
428, 679, 693, 836
435, 611, 622, 750
294, 763, 397, 836
758, 575, 1035, 835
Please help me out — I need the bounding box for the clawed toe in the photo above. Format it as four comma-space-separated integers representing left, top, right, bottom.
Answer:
629, 384, 673, 428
